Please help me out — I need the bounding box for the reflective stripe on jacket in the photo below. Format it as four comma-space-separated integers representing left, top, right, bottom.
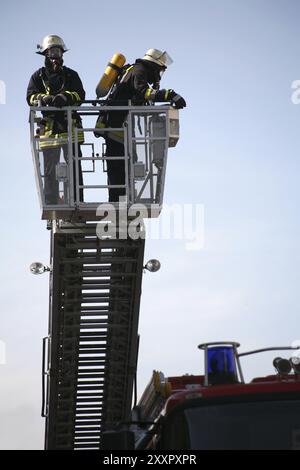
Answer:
38, 117, 84, 149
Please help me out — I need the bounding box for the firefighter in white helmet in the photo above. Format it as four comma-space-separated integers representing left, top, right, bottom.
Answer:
95, 48, 186, 202
26, 35, 85, 203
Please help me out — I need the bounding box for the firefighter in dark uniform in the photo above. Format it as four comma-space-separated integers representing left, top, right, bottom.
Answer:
96, 49, 186, 202
27, 35, 85, 204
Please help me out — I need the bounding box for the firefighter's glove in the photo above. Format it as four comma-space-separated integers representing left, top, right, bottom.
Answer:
41, 95, 54, 106
52, 93, 69, 108
155, 89, 186, 109
169, 90, 186, 109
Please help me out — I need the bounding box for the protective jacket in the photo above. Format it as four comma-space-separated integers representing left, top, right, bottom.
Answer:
95, 59, 163, 139
27, 65, 85, 149
110, 59, 159, 103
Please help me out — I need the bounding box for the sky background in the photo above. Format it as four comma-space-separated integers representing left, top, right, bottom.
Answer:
0, 0, 300, 449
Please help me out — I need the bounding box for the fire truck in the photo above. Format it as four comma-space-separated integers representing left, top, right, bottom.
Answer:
102, 342, 300, 450
30, 86, 300, 451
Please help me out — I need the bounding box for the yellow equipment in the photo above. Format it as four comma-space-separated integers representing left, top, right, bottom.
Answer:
96, 53, 126, 98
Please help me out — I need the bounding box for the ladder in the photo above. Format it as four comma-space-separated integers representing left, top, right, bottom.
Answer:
29, 103, 180, 449
43, 223, 145, 449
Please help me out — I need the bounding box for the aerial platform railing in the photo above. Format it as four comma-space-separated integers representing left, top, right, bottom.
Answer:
29, 102, 180, 221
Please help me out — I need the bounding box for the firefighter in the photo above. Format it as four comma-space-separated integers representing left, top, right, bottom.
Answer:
27, 35, 86, 204
96, 49, 186, 202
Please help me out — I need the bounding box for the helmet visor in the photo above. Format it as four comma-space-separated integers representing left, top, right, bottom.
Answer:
160, 51, 173, 67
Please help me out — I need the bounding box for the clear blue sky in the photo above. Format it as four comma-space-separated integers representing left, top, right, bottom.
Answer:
0, 0, 300, 449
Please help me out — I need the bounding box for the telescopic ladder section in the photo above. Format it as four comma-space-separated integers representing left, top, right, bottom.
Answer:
43, 224, 145, 450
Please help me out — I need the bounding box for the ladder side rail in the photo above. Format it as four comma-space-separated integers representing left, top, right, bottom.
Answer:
122, 238, 145, 419
44, 232, 64, 449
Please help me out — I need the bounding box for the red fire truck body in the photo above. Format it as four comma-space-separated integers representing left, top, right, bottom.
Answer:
133, 343, 300, 450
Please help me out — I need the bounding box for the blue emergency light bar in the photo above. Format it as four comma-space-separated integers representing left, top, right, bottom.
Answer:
207, 346, 238, 385
198, 342, 244, 386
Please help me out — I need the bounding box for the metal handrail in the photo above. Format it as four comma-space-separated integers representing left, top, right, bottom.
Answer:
41, 336, 49, 417
239, 346, 300, 358
29, 104, 174, 218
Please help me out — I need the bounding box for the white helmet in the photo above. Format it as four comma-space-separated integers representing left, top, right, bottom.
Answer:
142, 49, 173, 68
36, 35, 68, 55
